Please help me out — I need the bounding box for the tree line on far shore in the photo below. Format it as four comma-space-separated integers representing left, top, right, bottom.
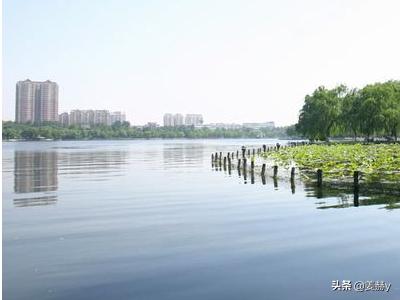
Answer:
295, 80, 400, 141
2, 121, 291, 140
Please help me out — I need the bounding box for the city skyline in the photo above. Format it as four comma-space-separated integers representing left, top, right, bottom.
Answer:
3, 0, 400, 126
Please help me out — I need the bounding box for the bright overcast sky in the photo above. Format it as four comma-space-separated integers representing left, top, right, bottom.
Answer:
3, 0, 400, 126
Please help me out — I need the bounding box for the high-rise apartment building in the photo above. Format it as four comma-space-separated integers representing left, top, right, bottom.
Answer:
110, 111, 126, 124
67, 110, 125, 126
185, 114, 203, 126
15, 79, 58, 123
163, 113, 184, 127
163, 113, 174, 127
59, 112, 69, 126
174, 114, 184, 126
164, 113, 204, 127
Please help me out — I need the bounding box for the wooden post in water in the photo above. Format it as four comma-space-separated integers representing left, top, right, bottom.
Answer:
227, 152, 230, 159
263, 144, 266, 152
250, 154, 254, 181
247, 149, 250, 156
261, 164, 266, 176
354, 171, 360, 186
261, 174, 266, 185
273, 165, 278, 177
317, 169, 323, 187
291, 167, 295, 179
238, 159, 241, 169
252, 149, 255, 155
290, 176, 295, 194
243, 158, 247, 172
211, 154, 214, 161
223, 157, 227, 170
353, 171, 360, 207
215, 152, 218, 161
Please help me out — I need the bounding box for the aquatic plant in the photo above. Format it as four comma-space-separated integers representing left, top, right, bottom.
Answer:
262, 144, 400, 183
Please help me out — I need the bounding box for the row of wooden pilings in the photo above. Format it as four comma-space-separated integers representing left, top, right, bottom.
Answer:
211, 145, 362, 190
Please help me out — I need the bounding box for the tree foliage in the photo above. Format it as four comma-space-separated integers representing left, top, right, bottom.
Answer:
2, 122, 292, 140
296, 80, 400, 141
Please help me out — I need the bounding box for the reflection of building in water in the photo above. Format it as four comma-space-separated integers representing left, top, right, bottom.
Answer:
14, 151, 58, 207
14, 195, 57, 208
13, 150, 128, 207
14, 151, 58, 193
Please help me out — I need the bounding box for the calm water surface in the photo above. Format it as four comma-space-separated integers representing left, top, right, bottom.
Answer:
3, 140, 400, 300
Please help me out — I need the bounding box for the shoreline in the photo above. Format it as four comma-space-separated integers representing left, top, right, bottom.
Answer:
2, 137, 299, 142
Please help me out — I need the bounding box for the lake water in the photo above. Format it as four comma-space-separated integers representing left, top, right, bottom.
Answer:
2, 139, 400, 300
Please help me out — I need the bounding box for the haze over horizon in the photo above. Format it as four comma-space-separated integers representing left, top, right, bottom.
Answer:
3, 0, 400, 126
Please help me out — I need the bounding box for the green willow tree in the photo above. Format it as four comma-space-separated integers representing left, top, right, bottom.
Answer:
341, 88, 361, 140
295, 81, 400, 141
296, 85, 346, 141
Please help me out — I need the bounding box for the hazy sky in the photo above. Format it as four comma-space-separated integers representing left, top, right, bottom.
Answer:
3, 0, 400, 125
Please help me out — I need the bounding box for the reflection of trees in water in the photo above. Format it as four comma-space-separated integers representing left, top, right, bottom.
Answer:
162, 143, 204, 168
303, 181, 400, 210
212, 164, 400, 210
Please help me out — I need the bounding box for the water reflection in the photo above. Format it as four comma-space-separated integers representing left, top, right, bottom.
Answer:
213, 161, 400, 210
163, 143, 204, 168
14, 151, 58, 207
58, 150, 128, 179
304, 182, 400, 210
14, 151, 58, 193
13, 195, 58, 207
12, 149, 128, 207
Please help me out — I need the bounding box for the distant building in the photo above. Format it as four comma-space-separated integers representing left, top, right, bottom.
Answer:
203, 123, 242, 129
15, 79, 58, 124
242, 122, 275, 129
144, 122, 159, 129
111, 111, 126, 124
174, 113, 184, 126
59, 112, 69, 126
163, 113, 174, 127
94, 110, 111, 126
163, 113, 183, 127
185, 114, 203, 126
69, 110, 88, 126
68, 110, 112, 126
164, 113, 204, 127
